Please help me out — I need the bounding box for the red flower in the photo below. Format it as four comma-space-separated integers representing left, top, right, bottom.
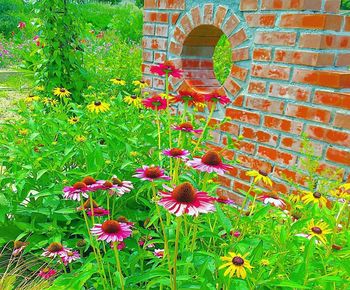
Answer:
150, 61, 183, 78
205, 92, 230, 105
172, 90, 205, 107
17, 22, 26, 29
142, 95, 167, 111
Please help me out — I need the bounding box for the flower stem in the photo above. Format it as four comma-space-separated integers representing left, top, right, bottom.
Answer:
113, 242, 124, 290
156, 110, 162, 162
193, 105, 216, 154
173, 216, 182, 290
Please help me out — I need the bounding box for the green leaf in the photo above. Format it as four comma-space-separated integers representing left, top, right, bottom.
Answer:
215, 203, 232, 234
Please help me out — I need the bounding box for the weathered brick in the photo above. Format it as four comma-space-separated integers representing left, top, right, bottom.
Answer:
285, 104, 332, 124
254, 31, 297, 46
280, 137, 323, 156
232, 47, 250, 62
274, 50, 334, 67
241, 126, 279, 146
264, 116, 304, 134
245, 14, 276, 27
142, 37, 167, 50
143, 23, 155, 35
324, 0, 340, 13
240, 0, 258, 11
158, 0, 185, 9
144, 11, 169, 23
251, 64, 291, 81
345, 16, 350, 32
258, 145, 297, 166
313, 91, 350, 110
155, 24, 168, 37
299, 34, 350, 50
306, 125, 350, 147
144, 0, 157, 9
333, 113, 350, 130
203, 3, 214, 24
336, 54, 350, 66
326, 147, 350, 166
253, 48, 272, 61
230, 65, 248, 81
229, 29, 248, 48
268, 83, 311, 101
261, 0, 322, 10
222, 14, 240, 35
226, 108, 261, 125
248, 81, 267, 94
246, 96, 285, 114
280, 14, 342, 31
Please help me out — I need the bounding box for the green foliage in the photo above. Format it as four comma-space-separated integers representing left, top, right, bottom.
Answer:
0, 1, 20, 36
341, 0, 350, 9
213, 35, 232, 85
135, 0, 144, 8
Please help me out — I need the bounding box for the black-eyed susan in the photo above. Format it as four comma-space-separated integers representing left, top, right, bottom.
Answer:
75, 135, 87, 143
110, 78, 126, 86
25, 94, 40, 103
19, 129, 28, 136
246, 170, 273, 186
133, 80, 148, 89
307, 219, 331, 244
260, 259, 270, 267
330, 183, 350, 201
53, 87, 71, 98
43, 97, 58, 106
124, 95, 142, 109
35, 85, 45, 91
219, 252, 253, 279
87, 101, 110, 114
301, 191, 330, 208
68, 117, 80, 124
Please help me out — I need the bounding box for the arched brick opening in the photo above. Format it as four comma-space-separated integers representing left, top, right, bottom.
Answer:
181, 25, 227, 93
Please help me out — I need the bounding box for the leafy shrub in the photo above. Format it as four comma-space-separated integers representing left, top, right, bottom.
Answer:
341, 0, 350, 9
213, 35, 232, 85
0, 1, 20, 36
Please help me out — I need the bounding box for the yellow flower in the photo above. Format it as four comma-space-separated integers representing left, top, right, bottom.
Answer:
75, 135, 86, 143
307, 219, 331, 244
288, 193, 301, 203
87, 101, 110, 114
330, 183, 350, 201
124, 95, 142, 109
130, 151, 138, 157
43, 98, 58, 106
246, 170, 272, 186
53, 87, 71, 98
110, 78, 126, 86
301, 191, 329, 208
260, 259, 270, 266
19, 129, 28, 136
68, 117, 80, 124
219, 252, 253, 279
133, 80, 148, 89
35, 86, 45, 91
25, 95, 40, 103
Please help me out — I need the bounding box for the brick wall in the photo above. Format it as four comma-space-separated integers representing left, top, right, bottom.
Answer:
142, 0, 350, 202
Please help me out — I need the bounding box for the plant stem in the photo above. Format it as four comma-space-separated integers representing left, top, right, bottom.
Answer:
156, 110, 162, 162
113, 242, 124, 290
173, 216, 182, 290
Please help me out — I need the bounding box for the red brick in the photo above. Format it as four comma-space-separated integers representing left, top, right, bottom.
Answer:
223, 15, 240, 35
280, 14, 342, 31
227, 166, 251, 182
293, 69, 350, 89
326, 147, 350, 166
226, 108, 261, 126
273, 166, 308, 186
220, 122, 240, 135
190, 6, 201, 27
245, 14, 276, 27
144, 11, 169, 23
169, 41, 182, 55
232, 47, 250, 62
246, 96, 285, 114
236, 140, 256, 154
285, 104, 331, 123
143, 23, 155, 35
153, 77, 165, 90
154, 51, 166, 63
144, 0, 157, 9
240, 0, 258, 11
324, 0, 340, 13
254, 31, 297, 46
306, 125, 350, 147
158, 0, 185, 9
261, 0, 322, 10
173, 26, 186, 43
274, 50, 334, 67
155, 24, 168, 37
345, 16, 350, 32
264, 116, 303, 134
233, 95, 244, 107
334, 113, 350, 130
313, 91, 350, 110
251, 64, 291, 81
258, 145, 297, 166
204, 4, 214, 24
241, 126, 279, 146
217, 175, 232, 188
299, 34, 350, 50
280, 137, 323, 156
248, 81, 266, 94
229, 29, 248, 48
230, 65, 248, 81
223, 78, 242, 96
237, 154, 273, 173
214, 6, 228, 28
268, 83, 311, 101
172, 13, 181, 25
180, 14, 193, 34
336, 54, 350, 66
143, 50, 153, 62
253, 48, 272, 61
142, 38, 167, 50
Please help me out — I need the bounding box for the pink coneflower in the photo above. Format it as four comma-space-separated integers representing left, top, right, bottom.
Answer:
232, 231, 241, 238
154, 249, 164, 258
163, 148, 190, 159
158, 182, 215, 216
38, 268, 56, 279
205, 92, 230, 105
87, 207, 110, 216
95, 176, 133, 196
81, 176, 100, 191
215, 197, 235, 205
117, 216, 134, 227
172, 122, 203, 134
142, 95, 167, 111
17, 22, 26, 29
61, 250, 80, 265
259, 193, 287, 209
133, 165, 170, 182
13, 240, 28, 256
91, 220, 132, 243
150, 61, 183, 78
63, 182, 89, 201
187, 151, 233, 175
110, 241, 126, 251
172, 91, 204, 107
42, 242, 69, 258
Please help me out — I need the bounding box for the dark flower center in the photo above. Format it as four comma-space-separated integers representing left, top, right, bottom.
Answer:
313, 192, 321, 199
14, 240, 27, 249
201, 151, 222, 166
102, 220, 121, 234
112, 177, 123, 186
232, 256, 244, 266
311, 226, 322, 234
117, 216, 129, 223
60, 89, 66, 93
140, 80, 145, 84
73, 182, 87, 189
76, 240, 86, 247
179, 122, 193, 130
258, 170, 268, 177
82, 176, 96, 185
103, 181, 113, 188
42, 267, 50, 273
92, 208, 106, 215
144, 167, 162, 178
71, 117, 78, 122
169, 148, 184, 156
82, 198, 99, 209
130, 95, 137, 99
94, 101, 102, 106
48, 242, 63, 253
171, 182, 196, 203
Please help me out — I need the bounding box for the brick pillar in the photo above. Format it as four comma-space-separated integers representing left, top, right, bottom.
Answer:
143, 0, 350, 201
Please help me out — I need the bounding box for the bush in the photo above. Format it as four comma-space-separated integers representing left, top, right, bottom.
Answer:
341, 0, 350, 9
0, 1, 20, 36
